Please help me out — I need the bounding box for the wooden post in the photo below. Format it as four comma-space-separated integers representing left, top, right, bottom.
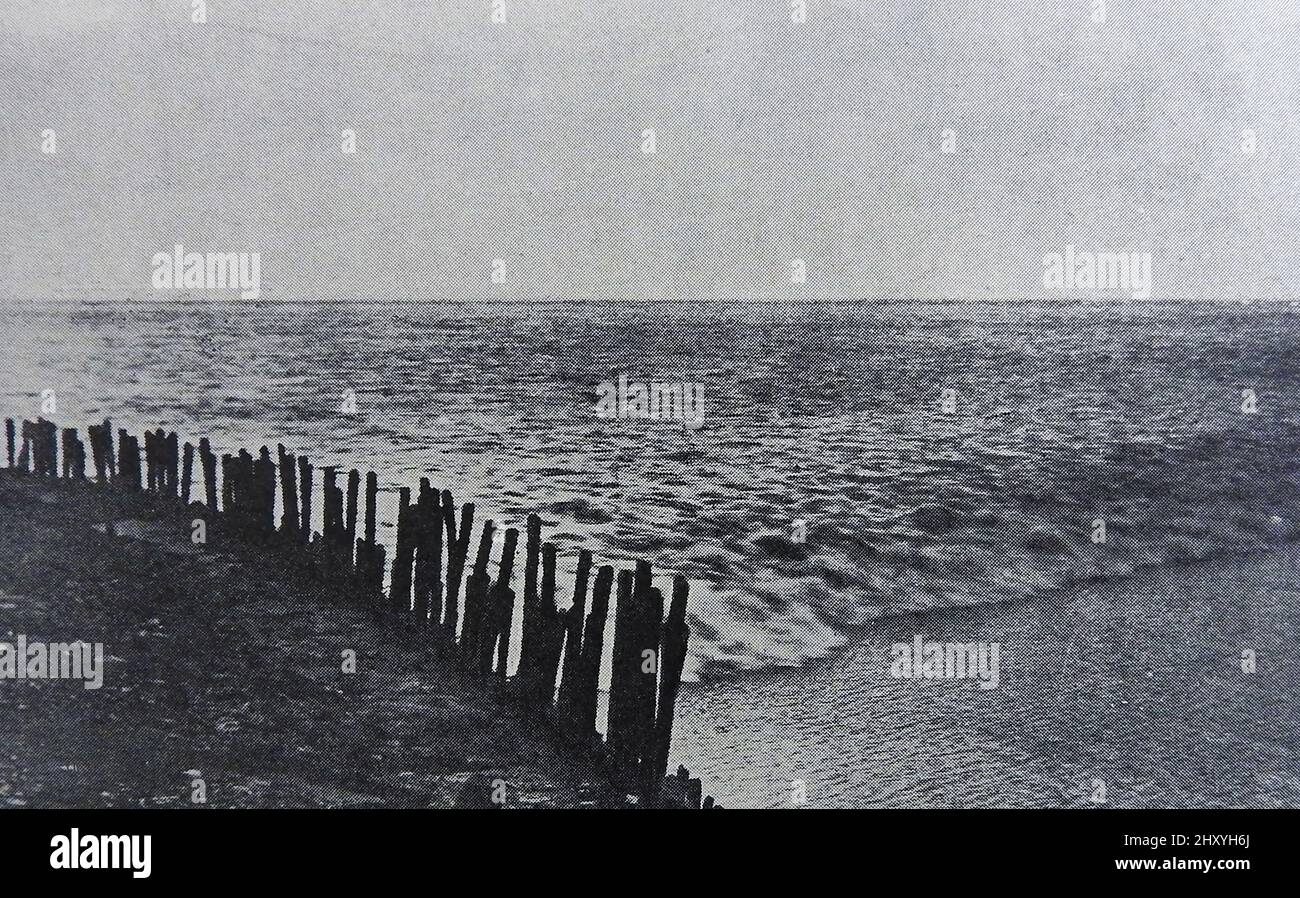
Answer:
71, 432, 86, 480
530, 542, 565, 708
5, 419, 13, 468
631, 582, 666, 790
166, 432, 180, 496
233, 450, 247, 522
161, 430, 171, 493
297, 455, 313, 541
490, 527, 519, 677
153, 431, 161, 492
473, 523, 496, 581
646, 575, 691, 797
344, 469, 360, 568
322, 467, 344, 565
155, 429, 169, 491
16, 421, 30, 472
364, 472, 378, 545
151, 430, 162, 491
32, 421, 42, 476
30, 421, 40, 476
118, 432, 129, 488
121, 431, 140, 490
221, 453, 234, 513
558, 549, 593, 719
277, 445, 299, 533
29, 420, 40, 476
462, 520, 495, 668
62, 429, 74, 479
420, 482, 447, 630
102, 419, 115, 478
154, 430, 164, 492
88, 424, 106, 483
200, 439, 217, 512
61, 428, 74, 478
87, 424, 103, 482
518, 513, 542, 686
412, 479, 435, 624
46, 421, 56, 477
32, 420, 42, 475
45, 420, 58, 477
181, 442, 194, 503
235, 449, 253, 526
358, 471, 379, 592
249, 449, 270, 532
443, 494, 474, 644
429, 490, 444, 631
372, 544, 387, 600
606, 568, 638, 756
389, 487, 415, 615
257, 447, 276, 532
34, 419, 56, 477
143, 429, 155, 490
570, 565, 614, 739
88, 426, 103, 480
66, 428, 76, 478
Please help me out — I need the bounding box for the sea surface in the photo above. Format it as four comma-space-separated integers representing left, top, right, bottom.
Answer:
3, 298, 1299, 806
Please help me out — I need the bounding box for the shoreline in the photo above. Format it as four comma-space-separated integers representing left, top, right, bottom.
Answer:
672, 539, 1300, 808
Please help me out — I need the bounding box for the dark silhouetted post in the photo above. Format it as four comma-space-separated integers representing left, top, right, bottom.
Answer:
61, 428, 74, 478
181, 442, 194, 503
102, 419, 115, 478
490, 527, 519, 677
606, 569, 638, 757
530, 542, 565, 708
558, 549, 593, 720
297, 455, 313, 540
277, 445, 299, 533
646, 575, 692, 798
412, 479, 436, 624
200, 439, 217, 512
345, 469, 360, 568
518, 513, 542, 687
443, 495, 474, 644
571, 565, 614, 740
463, 520, 496, 668
390, 486, 415, 615
166, 432, 179, 496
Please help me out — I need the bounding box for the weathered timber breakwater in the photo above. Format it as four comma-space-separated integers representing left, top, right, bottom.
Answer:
2, 415, 715, 809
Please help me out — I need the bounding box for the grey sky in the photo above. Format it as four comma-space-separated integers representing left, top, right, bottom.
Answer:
1, 0, 1297, 301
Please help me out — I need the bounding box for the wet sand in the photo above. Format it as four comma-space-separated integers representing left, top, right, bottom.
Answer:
672, 541, 1300, 808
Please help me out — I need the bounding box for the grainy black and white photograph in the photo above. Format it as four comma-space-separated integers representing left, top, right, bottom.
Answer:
0, 0, 1294, 879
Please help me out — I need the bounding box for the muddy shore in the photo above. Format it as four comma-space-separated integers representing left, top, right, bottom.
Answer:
0, 472, 624, 808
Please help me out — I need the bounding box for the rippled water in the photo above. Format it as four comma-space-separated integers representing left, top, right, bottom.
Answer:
672, 542, 1300, 808
5, 299, 1300, 670
3, 298, 1299, 805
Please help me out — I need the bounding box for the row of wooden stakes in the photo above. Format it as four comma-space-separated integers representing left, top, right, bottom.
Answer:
4, 416, 713, 808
